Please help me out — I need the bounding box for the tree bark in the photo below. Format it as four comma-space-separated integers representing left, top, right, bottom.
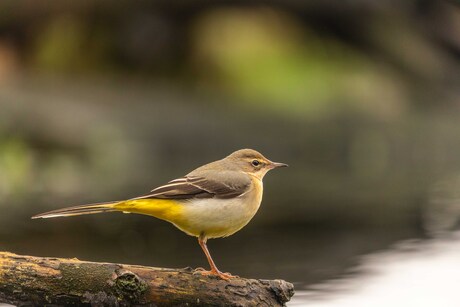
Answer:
0, 252, 294, 306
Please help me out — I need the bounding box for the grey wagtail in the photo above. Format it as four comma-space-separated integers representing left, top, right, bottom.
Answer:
32, 149, 287, 279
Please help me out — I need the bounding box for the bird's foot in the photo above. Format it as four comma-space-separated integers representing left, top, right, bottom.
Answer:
193, 268, 237, 280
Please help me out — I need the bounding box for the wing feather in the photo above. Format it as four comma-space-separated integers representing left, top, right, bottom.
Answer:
134, 172, 251, 200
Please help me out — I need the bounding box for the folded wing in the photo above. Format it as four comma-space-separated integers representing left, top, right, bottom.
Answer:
134, 172, 251, 200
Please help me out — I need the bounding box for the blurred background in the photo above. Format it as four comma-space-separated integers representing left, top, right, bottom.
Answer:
1, 1, 460, 305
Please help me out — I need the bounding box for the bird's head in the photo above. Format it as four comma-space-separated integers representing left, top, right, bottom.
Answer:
226, 149, 288, 179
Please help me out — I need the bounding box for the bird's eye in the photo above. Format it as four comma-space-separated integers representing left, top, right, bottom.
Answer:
251, 160, 260, 167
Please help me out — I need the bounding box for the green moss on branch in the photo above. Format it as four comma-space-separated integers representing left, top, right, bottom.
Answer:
0, 252, 294, 306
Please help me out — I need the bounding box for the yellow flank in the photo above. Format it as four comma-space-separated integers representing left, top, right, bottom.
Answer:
114, 199, 184, 223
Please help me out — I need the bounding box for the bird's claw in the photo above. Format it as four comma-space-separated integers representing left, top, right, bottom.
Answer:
193, 268, 236, 280
193, 267, 206, 272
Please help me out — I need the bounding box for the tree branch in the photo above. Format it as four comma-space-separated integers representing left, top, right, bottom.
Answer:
0, 252, 294, 306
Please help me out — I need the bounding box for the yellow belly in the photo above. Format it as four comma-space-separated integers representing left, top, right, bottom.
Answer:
114, 178, 263, 239
114, 199, 185, 223
176, 196, 262, 238
114, 196, 261, 239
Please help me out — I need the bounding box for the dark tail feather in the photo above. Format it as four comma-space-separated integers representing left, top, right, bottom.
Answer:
31, 201, 120, 219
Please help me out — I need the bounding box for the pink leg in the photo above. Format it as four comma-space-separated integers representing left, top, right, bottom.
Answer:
195, 235, 236, 280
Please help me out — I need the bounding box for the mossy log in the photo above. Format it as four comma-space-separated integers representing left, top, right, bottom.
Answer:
0, 252, 294, 306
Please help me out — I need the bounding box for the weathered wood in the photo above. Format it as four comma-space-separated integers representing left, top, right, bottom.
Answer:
0, 252, 294, 306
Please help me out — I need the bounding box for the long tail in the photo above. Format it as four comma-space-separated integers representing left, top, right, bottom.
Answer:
32, 198, 181, 221
31, 201, 120, 219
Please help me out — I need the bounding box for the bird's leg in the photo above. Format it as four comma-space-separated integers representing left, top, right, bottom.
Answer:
195, 235, 235, 280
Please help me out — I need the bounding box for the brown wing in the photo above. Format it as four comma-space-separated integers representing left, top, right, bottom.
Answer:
133, 172, 251, 200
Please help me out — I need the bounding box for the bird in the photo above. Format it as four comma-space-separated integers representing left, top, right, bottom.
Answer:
32, 148, 288, 279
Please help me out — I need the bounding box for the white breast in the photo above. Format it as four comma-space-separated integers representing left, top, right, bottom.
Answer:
174, 181, 263, 239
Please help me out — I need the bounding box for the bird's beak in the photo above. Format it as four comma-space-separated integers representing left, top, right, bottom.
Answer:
269, 161, 289, 169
